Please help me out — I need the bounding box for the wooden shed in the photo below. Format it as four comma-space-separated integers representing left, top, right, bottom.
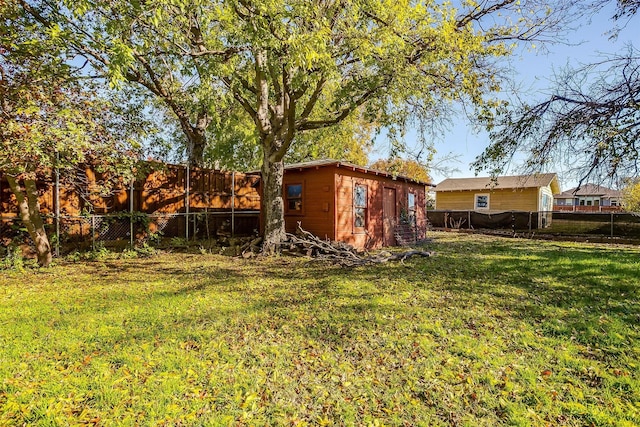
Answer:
267, 160, 431, 249
435, 174, 560, 212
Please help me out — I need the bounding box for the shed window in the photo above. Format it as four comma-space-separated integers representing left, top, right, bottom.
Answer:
354, 184, 367, 228
407, 193, 416, 224
474, 193, 490, 210
286, 183, 303, 212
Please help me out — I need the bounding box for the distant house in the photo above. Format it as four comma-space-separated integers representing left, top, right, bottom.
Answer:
435, 173, 560, 214
267, 160, 431, 249
554, 184, 622, 212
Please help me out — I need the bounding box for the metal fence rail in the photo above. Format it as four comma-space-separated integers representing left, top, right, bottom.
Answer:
427, 210, 640, 240
427, 210, 541, 232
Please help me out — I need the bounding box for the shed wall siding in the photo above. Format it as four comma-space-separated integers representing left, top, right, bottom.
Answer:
333, 169, 426, 249
282, 168, 335, 241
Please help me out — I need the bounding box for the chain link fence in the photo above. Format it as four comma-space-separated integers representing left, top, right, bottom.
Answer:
427, 210, 542, 232
1, 211, 260, 254
5, 210, 640, 259
427, 210, 640, 241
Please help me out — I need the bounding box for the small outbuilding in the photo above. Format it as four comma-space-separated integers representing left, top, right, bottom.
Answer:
275, 160, 431, 249
435, 173, 560, 213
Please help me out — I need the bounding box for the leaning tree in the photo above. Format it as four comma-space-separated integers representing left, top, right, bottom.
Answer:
1, 0, 143, 265
20, 0, 569, 251
473, 0, 640, 185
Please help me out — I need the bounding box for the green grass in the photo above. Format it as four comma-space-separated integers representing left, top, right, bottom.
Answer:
1, 232, 639, 426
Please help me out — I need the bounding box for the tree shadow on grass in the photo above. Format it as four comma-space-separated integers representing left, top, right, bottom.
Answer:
416, 238, 640, 355
67, 241, 639, 357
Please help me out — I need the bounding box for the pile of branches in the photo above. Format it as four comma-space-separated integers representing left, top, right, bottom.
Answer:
241, 224, 433, 267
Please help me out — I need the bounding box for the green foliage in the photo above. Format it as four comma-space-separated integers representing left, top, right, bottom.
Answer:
18, 0, 566, 245
65, 242, 155, 262
169, 236, 190, 248
133, 243, 156, 258
1, 233, 639, 425
285, 110, 376, 167
0, 245, 25, 271
622, 179, 640, 212
203, 105, 376, 170
0, 0, 141, 180
1, 0, 156, 265
370, 156, 433, 183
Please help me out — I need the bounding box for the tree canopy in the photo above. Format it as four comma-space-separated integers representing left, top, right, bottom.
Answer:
473, 0, 640, 186
19, 0, 570, 250
199, 105, 376, 171
370, 157, 433, 184
622, 179, 640, 211
1, 0, 145, 265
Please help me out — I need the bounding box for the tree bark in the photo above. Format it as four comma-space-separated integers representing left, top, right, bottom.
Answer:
6, 175, 53, 267
176, 117, 207, 167
188, 126, 206, 168
260, 152, 287, 254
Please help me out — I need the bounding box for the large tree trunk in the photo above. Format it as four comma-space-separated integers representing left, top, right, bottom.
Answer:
6, 175, 53, 267
261, 153, 287, 254
187, 127, 206, 167
178, 120, 207, 167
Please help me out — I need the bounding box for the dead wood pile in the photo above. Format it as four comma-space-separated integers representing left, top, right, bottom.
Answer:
242, 224, 434, 267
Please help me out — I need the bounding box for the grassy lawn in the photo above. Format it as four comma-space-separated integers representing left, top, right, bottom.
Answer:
1, 233, 639, 426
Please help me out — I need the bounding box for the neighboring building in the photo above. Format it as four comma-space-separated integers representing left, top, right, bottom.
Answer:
1, 164, 262, 239
1, 163, 261, 216
554, 184, 622, 212
271, 160, 431, 249
434, 174, 560, 226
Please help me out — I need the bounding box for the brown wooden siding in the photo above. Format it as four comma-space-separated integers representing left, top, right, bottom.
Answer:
275, 165, 426, 249
282, 168, 335, 241
0, 164, 260, 217
436, 187, 541, 212
333, 168, 426, 249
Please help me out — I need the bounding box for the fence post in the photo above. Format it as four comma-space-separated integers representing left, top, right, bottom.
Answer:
529, 212, 532, 234
468, 210, 471, 230
129, 178, 134, 248
185, 164, 190, 241
91, 215, 96, 251
611, 212, 614, 239
231, 171, 235, 237
54, 151, 60, 257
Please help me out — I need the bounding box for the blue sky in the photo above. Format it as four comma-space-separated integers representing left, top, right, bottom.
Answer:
371, 3, 638, 191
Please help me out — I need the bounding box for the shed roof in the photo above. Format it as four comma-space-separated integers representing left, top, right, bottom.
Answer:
555, 184, 621, 198
436, 173, 560, 193
275, 159, 433, 187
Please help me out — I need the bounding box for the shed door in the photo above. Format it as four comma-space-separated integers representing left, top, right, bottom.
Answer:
383, 187, 397, 246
